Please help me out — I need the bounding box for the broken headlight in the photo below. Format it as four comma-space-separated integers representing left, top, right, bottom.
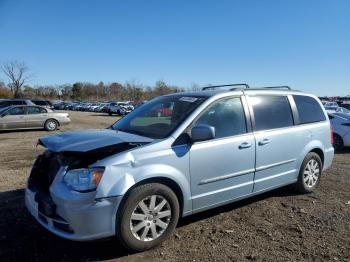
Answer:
63, 167, 105, 192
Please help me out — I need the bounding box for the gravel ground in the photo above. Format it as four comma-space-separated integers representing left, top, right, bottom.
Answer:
0, 111, 349, 262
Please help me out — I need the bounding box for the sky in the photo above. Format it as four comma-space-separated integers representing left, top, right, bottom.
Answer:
0, 0, 349, 96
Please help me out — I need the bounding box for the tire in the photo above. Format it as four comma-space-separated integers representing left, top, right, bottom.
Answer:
44, 119, 58, 131
333, 134, 344, 151
116, 183, 180, 252
294, 152, 322, 194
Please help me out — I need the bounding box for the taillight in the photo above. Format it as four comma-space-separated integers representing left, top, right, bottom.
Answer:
331, 126, 334, 145
341, 123, 350, 127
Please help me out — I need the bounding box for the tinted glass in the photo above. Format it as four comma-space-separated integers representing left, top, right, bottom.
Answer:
0, 101, 10, 107
8, 107, 25, 115
32, 100, 48, 106
195, 97, 247, 138
111, 95, 207, 139
27, 106, 47, 114
293, 95, 326, 124
251, 95, 294, 131
11, 101, 24, 105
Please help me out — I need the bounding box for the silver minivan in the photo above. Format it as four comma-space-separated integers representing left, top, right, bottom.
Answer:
25, 85, 334, 251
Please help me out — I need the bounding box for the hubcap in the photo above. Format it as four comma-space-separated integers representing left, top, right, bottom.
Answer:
130, 195, 171, 242
303, 159, 320, 188
47, 121, 56, 130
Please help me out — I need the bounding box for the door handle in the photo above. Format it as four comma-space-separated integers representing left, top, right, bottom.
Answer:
239, 142, 252, 149
258, 138, 271, 146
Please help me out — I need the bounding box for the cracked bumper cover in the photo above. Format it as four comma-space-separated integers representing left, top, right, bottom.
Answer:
25, 185, 123, 241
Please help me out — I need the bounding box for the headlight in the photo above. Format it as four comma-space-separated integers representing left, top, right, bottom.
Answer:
63, 167, 105, 192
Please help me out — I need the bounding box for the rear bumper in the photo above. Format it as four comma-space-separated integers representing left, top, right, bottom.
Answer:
342, 131, 350, 146
59, 118, 71, 126
25, 187, 122, 241
323, 147, 334, 171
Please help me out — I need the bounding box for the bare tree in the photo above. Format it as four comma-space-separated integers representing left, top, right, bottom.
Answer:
2, 61, 31, 98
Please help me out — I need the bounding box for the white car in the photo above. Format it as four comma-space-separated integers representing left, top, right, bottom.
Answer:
108, 102, 126, 115
328, 112, 350, 150
324, 102, 338, 107
325, 106, 350, 114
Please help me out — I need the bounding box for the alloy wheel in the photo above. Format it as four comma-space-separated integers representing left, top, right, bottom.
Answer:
303, 159, 320, 188
130, 195, 171, 242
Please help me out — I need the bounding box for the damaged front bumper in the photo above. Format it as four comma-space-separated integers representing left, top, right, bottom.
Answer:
25, 169, 123, 241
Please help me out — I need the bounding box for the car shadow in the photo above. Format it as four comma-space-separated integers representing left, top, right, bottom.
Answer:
0, 189, 131, 261
0, 186, 298, 261
88, 114, 123, 118
0, 128, 45, 134
335, 147, 350, 154
178, 185, 297, 227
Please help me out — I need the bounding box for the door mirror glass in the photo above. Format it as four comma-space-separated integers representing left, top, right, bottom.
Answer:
191, 124, 215, 142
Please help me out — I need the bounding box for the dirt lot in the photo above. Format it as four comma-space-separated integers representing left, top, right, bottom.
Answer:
0, 111, 349, 262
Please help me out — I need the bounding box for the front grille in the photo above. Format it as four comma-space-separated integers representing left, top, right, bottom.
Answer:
28, 151, 61, 192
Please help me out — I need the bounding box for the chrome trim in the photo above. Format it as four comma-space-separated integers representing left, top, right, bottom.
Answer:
256, 159, 296, 172
254, 169, 297, 183
198, 168, 255, 185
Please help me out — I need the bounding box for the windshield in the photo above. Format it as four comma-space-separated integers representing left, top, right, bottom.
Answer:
111, 94, 207, 139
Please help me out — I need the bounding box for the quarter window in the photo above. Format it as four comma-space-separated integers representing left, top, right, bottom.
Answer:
27, 106, 47, 114
250, 95, 294, 131
195, 97, 247, 139
293, 95, 326, 124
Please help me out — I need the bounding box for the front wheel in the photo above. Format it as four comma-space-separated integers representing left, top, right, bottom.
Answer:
294, 152, 322, 193
117, 183, 180, 252
44, 119, 58, 131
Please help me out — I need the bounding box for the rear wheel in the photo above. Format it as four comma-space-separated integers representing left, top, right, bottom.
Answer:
44, 119, 58, 131
333, 134, 344, 151
294, 152, 322, 193
117, 183, 180, 252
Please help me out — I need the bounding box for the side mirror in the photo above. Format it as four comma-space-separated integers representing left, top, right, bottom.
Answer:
191, 124, 215, 142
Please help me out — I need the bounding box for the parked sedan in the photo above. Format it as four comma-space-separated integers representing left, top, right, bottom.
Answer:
328, 112, 350, 150
0, 105, 70, 131
325, 106, 350, 114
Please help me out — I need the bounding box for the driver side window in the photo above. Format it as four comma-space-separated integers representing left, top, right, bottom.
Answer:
195, 97, 247, 139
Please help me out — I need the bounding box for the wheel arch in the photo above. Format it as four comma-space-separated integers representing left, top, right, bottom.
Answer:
309, 148, 324, 167
118, 176, 185, 218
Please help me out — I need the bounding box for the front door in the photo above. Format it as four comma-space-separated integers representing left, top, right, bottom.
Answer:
25, 106, 48, 128
190, 96, 255, 212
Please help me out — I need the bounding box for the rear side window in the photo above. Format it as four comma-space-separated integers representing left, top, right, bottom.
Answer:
32, 100, 48, 106
8, 107, 25, 115
250, 95, 294, 131
293, 95, 326, 124
11, 101, 24, 105
0, 101, 10, 107
27, 106, 47, 114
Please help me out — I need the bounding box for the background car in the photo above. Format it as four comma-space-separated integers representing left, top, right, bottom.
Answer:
107, 102, 126, 115
324, 102, 338, 107
31, 99, 53, 109
328, 112, 350, 150
325, 106, 350, 114
0, 99, 35, 108
0, 105, 70, 131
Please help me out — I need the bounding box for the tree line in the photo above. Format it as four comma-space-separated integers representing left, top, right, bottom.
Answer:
0, 61, 201, 101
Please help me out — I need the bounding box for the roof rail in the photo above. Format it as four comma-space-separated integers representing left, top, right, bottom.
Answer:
258, 86, 291, 90
202, 83, 250, 91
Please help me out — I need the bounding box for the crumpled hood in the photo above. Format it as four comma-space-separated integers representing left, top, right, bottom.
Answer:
38, 129, 153, 152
